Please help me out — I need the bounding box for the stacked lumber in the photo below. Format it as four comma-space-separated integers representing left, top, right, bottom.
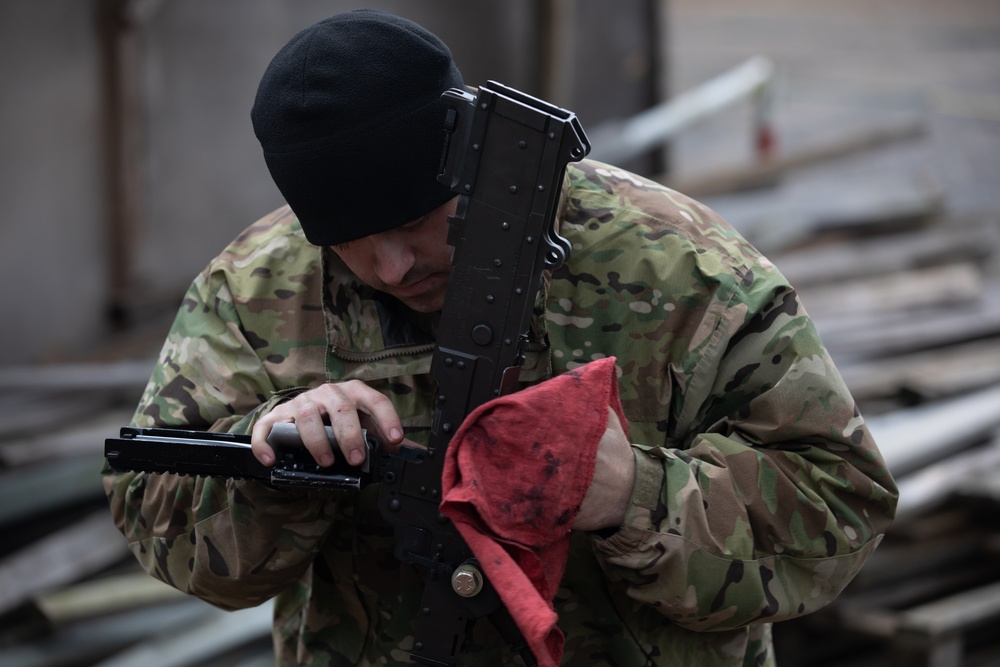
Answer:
702, 135, 1000, 666
0, 360, 274, 667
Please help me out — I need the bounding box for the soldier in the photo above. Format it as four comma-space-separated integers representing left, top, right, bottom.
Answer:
104, 9, 897, 666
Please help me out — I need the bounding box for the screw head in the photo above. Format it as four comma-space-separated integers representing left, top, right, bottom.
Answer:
451, 564, 484, 598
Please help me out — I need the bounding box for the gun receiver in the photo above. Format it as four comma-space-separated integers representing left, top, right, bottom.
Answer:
105, 424, 379, 490
377, 81, 590, 666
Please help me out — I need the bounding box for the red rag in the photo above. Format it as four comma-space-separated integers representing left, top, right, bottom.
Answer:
440, 356, 628, 667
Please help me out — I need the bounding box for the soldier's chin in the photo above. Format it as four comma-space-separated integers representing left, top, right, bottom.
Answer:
392, 276, 448, 312
400, 294, 446, 314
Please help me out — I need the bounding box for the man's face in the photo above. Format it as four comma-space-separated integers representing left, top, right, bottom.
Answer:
330, 197, 457, 313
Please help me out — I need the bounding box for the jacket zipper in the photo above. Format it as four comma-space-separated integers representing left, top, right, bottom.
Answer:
330, 342, 436, 363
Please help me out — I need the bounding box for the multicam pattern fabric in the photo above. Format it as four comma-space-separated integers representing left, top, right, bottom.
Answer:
103, 160, 897, 666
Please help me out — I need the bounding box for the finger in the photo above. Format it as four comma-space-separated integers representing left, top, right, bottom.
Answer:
352, 385, 405, 446
251, 381, 403, 469
328, 402, 368, 467
327, 381, 403, 466
250, 417, 279, 466
293, 398, 338, 467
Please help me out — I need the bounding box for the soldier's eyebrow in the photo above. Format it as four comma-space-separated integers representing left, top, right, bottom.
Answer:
402, 215, 427, 230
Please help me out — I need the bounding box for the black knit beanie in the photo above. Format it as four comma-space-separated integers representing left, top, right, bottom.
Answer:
251, 9, 464, 246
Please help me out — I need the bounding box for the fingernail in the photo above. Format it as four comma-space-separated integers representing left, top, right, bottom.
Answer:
350, 450, 364, 466
390, 428, 402, 442
261, 452, 274, 466
320, 453, 334, 467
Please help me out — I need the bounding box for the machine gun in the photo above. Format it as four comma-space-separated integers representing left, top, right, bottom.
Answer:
375, 81, 589, 665
105, 80, 590, 665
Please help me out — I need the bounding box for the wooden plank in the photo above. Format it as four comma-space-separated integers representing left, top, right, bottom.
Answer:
899, 579, 1000, 637
818, 502, 1000, 664
957, 450, 1000, 505
0, 455, 107, 528
704, 169, 946, 255
894, 438, 1000, 521
0, 600, 210, 667
0, 392, 123, 441
846, 530, 987, 591
889, 629, 962, 667
814, 278, 1000, 361
34, 571, 187, 623
0, 408, 133, 466
838, 337, 1000, 401
831, 549, 1000, 666
665, 118, 926, 198
772, 218, 1000, 287
889, 507, 982, 544
866, 383, 1000, 476
0, 510, 129, 615
833, 605, 899, 640
95, 601, 273, 667
798, 262, 982, 320
0, 359, 153, 392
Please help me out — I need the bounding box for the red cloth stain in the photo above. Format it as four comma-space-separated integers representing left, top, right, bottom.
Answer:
440, 356, 628, 667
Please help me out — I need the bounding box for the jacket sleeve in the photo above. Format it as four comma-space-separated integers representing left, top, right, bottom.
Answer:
590, 274, 898, 632
102, 258, 334, 611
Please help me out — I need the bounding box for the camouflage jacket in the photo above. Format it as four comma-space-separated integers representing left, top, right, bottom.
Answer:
104, 160, 897, 666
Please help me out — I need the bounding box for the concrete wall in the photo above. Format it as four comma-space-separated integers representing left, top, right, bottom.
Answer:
0, 1, 107, 364
0, 0, 661, 365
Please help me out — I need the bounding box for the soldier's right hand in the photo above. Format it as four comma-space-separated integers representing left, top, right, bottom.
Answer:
250, 380, 410, 468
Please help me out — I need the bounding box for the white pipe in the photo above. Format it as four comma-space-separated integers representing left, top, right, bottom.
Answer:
588, 55, 777, 165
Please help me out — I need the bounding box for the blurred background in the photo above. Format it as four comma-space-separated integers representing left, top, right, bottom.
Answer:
1, 1, 999, 665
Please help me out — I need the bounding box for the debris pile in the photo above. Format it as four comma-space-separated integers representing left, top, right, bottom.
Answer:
694, 125, 1000, 666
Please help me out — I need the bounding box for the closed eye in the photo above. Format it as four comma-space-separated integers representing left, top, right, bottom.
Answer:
400, 215, 427, 232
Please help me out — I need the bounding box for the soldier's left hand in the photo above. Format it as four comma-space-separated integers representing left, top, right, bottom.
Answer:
574, 407, 635, 532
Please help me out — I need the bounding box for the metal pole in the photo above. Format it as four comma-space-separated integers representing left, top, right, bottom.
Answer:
95, 0, 144, 330
588, 55, 776, 166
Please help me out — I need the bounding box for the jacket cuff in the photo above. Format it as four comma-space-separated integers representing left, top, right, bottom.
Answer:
592, 447, 664, 552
